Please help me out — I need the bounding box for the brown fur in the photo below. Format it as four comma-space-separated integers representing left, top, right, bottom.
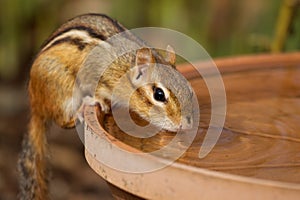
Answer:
18, 14, 145, 199
18, 114, 49, 200
18, 16, 101, 199
165, 91, 181, 125
19, 13, 189, 200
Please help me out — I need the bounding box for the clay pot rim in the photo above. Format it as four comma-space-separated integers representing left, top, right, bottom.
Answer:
84, 52, 300, 199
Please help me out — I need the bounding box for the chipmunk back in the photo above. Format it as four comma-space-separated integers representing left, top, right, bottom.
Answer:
18, 13, 193, 200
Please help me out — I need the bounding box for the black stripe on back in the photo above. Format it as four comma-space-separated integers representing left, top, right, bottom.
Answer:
44, 36, 87, 51
42, 25, 107, 50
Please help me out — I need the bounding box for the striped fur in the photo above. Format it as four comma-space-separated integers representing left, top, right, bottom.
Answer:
18, 13, 192, 200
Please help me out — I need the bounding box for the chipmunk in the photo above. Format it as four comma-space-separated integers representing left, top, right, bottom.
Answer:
18, 13, 194, 200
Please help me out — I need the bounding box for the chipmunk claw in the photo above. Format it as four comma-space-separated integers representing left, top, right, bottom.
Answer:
76, 96, 109, 123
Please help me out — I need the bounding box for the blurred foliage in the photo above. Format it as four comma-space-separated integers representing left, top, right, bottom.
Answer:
272, 0, 300, 52
0, 0, 299, 83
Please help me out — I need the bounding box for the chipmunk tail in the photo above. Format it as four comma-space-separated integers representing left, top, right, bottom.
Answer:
18, 113, 49, 200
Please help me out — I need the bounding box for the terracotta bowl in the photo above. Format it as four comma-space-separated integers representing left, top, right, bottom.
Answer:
83, 52, 300, 200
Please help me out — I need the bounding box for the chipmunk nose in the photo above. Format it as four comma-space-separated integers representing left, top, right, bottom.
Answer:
181, 115, 193, 130
186, 116, 191, 124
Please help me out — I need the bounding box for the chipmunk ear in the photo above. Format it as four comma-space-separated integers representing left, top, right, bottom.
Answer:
130, 48, 154, 87
165, 45, 176, 66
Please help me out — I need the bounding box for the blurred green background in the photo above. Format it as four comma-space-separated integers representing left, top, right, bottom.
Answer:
0, 0, 300, 199
0, 0, 300, 84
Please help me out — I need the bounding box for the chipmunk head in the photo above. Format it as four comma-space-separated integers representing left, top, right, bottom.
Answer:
128, 46, 194, 132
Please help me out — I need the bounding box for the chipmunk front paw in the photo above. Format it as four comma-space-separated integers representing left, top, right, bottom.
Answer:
76, 96, 109, 123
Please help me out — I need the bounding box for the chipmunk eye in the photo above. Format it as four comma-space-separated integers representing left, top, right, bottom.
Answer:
153, 86, 166, 102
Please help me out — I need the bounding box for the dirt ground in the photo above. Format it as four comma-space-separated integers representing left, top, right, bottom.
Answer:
0, 86, 113, 200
